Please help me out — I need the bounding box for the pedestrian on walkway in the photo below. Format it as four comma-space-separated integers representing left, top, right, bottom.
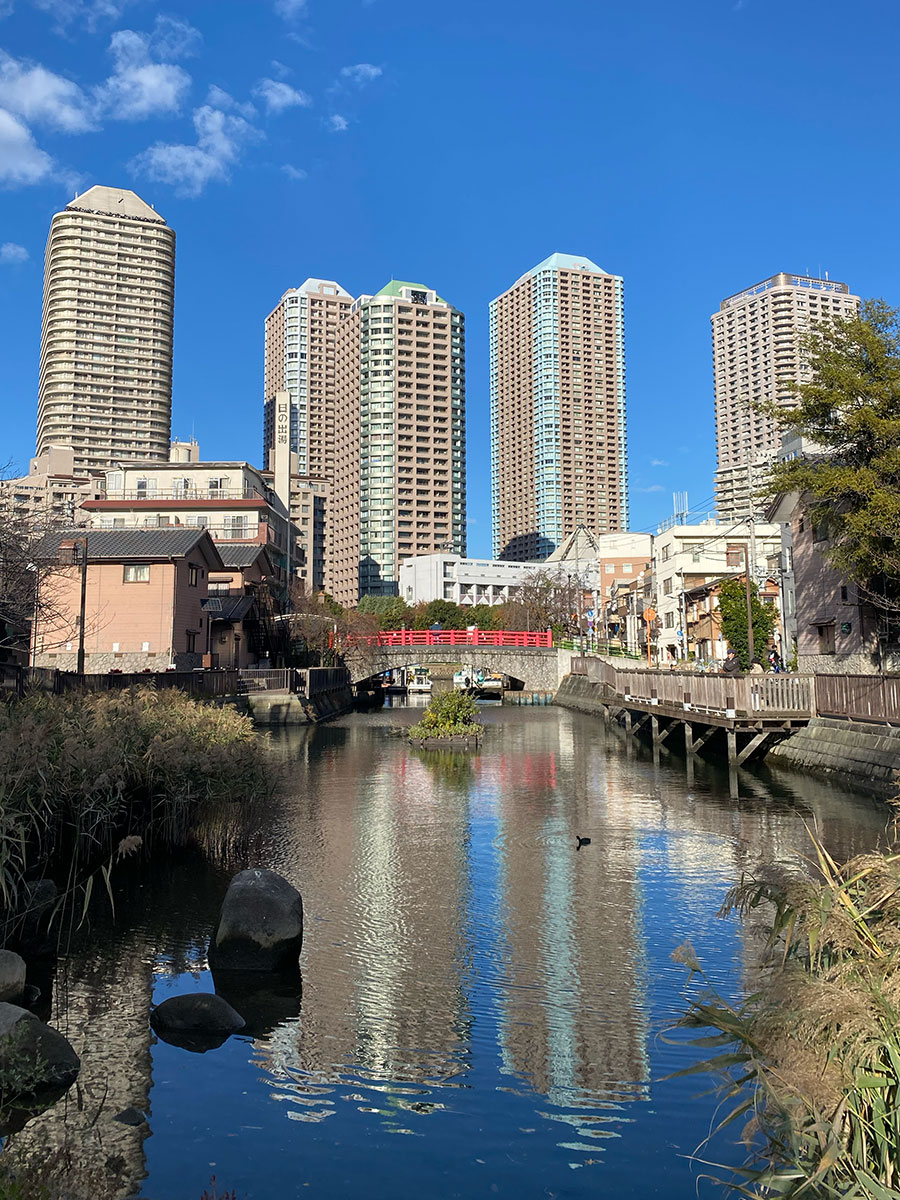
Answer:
722, 649, 741, 676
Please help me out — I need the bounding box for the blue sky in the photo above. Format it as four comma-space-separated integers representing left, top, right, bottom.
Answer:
0, 0, 896, 556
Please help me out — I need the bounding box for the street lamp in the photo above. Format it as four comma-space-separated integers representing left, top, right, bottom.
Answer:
75, 535, 88, 676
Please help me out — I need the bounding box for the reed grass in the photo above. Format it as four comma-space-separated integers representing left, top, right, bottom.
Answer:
670, 826, 900, 1198
0, 687, 272, 916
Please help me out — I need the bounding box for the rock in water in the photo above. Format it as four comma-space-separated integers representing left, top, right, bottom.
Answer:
0, 952, 26, 1004
150, 993, 245, 1053
0, 1003, 80, 1092
208, 869, 303, 972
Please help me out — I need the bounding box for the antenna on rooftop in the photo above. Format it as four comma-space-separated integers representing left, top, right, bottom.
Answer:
673, 491, 689, 525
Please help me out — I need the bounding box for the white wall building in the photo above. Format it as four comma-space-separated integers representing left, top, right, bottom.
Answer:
399, 531, 652, 611
653, 519, 781, 662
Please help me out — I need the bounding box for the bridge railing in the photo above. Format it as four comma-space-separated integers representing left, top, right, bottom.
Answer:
570, 659, 816, 718
344, 630, 553, 648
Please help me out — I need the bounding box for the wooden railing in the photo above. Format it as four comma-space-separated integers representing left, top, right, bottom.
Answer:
345, 630, 553, 649
815, 674, 900, 723
570, 659, 816, 718
26, 668, 240, 698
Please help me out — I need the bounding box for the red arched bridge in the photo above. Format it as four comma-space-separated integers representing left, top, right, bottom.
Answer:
341, 629, 561, 690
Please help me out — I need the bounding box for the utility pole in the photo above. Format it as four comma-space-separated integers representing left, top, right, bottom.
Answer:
741, 543, 755, 665
76, 534, 88, 675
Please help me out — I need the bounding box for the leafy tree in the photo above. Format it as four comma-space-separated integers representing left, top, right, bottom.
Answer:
764, 299, 900, 608
496, 569, 588, 637
356, 594, 410, 630
718, 577, 776, 669
412, 599, 467, 630
467, 603, 499, 630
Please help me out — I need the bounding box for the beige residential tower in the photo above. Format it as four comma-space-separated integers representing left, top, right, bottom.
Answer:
36, 186, 175, 472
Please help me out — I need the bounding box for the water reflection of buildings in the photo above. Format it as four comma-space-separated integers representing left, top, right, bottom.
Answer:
10, 942, 154, 1199
258, 722, 473, 1099
485, 715, 651, 1121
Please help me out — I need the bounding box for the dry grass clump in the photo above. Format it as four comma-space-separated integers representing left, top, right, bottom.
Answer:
0, 687, 272, 913
672, 832, 900, 1198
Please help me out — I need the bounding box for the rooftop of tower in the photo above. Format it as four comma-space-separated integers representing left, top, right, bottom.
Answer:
64, 185, 166, 224
526, 252, 608, 276
374, 280, 447, 303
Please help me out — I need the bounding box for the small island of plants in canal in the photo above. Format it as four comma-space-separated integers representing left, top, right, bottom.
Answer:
408, 690, 483, 746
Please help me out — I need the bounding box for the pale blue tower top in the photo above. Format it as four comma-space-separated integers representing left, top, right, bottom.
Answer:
525, 252, 609, 276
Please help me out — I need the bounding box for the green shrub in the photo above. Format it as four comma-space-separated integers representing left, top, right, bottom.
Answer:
408, 690, 482, 741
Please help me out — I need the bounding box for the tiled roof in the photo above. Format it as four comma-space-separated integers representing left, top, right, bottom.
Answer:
214, 543, 270, 569
36, 527, 224, 565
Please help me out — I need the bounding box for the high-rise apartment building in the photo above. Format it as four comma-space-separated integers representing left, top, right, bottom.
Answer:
36, 186, 175, 472
712, 272, 859, 521
263, 279, 353, 477
327, 281, 466, 606
490, 253, 627, 561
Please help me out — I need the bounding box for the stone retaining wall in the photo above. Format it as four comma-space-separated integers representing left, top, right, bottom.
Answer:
768, 717, 900, 791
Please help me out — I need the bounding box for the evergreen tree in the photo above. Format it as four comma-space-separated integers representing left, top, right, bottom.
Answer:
765, 299, 900, 608
718, 578, 775, 669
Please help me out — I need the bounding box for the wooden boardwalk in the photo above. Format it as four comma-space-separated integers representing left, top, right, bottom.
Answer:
571, 657, 815, 767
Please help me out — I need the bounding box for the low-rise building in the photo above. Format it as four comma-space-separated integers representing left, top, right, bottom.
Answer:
79, 459, 297, 586
398, 528, 652, 613
0, 447, 106, 525
684, 574, 780, 664
652, 519, 781, 662
32, 527, 224, 672
204, 544, 278, 669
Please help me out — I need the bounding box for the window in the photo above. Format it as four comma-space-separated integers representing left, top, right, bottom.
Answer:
189, 564, 200, 587
186, 632, 197, 653
817, 624, 836, 655
726, 545, 744, 568
124, 564, 150, 583
605, 563, 615, 574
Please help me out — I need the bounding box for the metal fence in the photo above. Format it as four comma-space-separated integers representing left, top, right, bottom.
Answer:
237, 669, 292, 693
20, 668, 240, 698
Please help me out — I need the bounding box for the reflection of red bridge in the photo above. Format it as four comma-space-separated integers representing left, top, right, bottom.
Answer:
344, 630, 553, 648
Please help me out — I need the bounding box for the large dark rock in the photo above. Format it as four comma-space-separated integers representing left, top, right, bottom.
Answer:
208, 869, 303, 972
150, 992, 245, 1053
0, 952, 26, 1004
0, 1003, 80, 1092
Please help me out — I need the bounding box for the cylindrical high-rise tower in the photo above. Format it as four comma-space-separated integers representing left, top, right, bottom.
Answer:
36, 186, 175, 472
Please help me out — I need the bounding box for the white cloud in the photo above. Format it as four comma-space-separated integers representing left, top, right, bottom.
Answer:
282, 164, 306, 180
650, 458, 669, 467
270, 60, 291, 80
95, 27, 192, 121
339, 63, 381, 86
31, 0, 140, 32
327, 113, 348, 132
205, 85, 256, 119
637, 483, 665, 493
252, 77, 310, 115
0, 241, 28, 263
149, 15, 203, 61
0, 51, 96, 132
274, 0, 307, 17
132, 104, 259, 197
0, 108, 54, 185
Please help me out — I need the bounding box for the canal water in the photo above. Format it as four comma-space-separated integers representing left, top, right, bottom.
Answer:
14, 704, 890, 1199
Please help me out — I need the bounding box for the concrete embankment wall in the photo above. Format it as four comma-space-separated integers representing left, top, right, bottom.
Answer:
768, 717, 900, 791
555, 675, 900, 793
244, 668, 355, 726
